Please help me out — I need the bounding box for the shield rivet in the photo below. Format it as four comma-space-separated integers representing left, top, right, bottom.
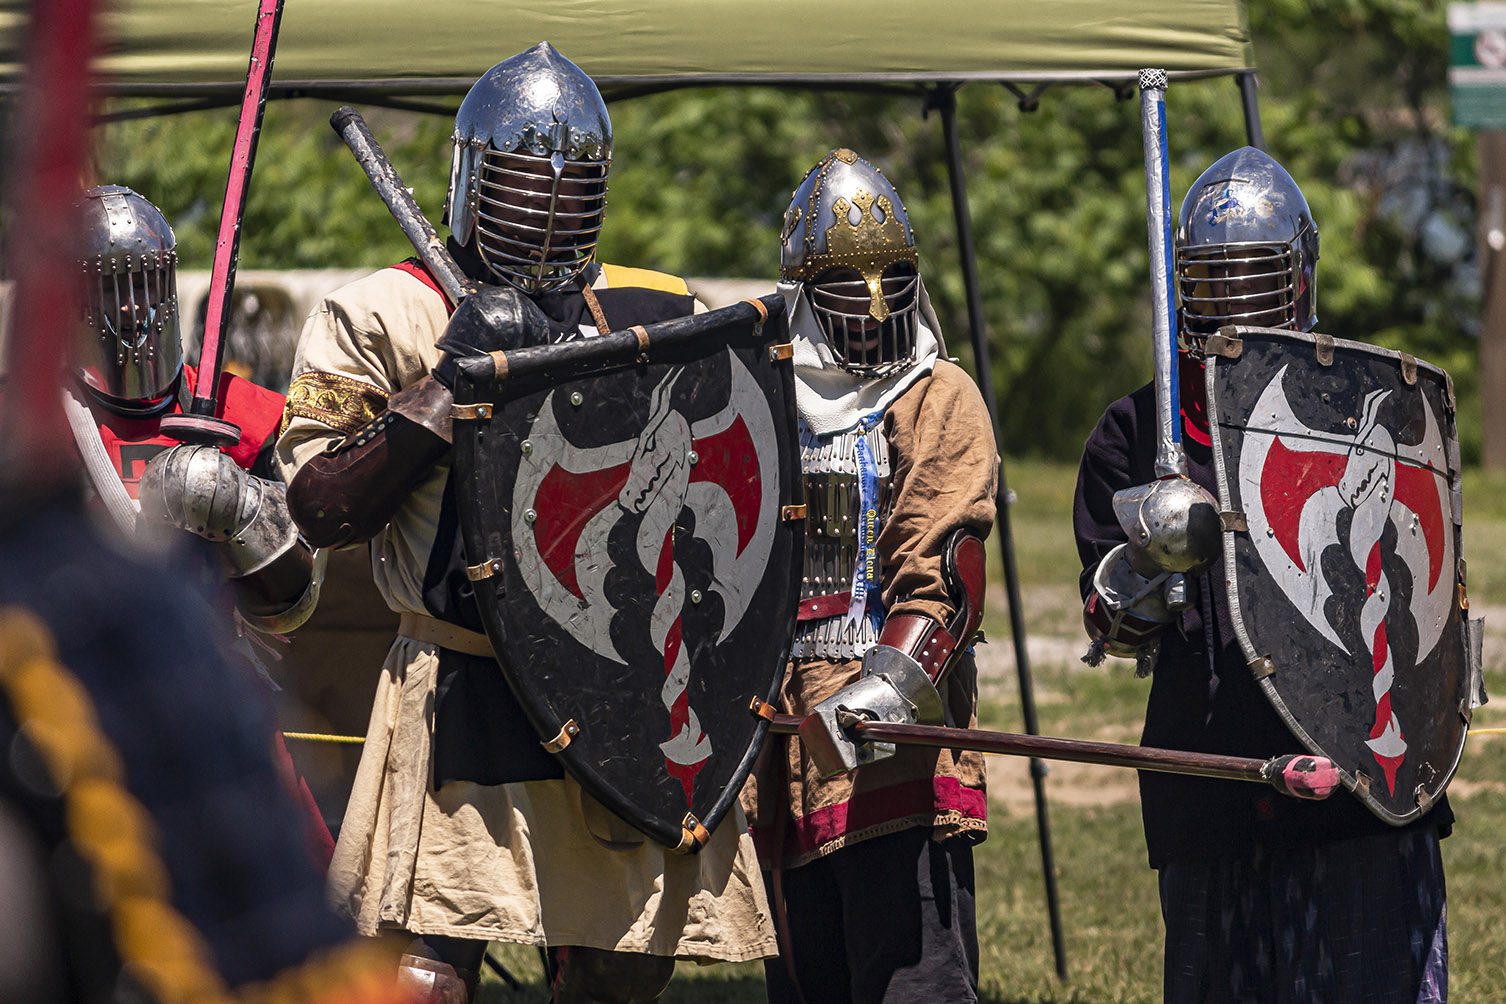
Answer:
570, 391, 584, 406
687, 450, 699, 466
1346, 416, 1357, 429
525, 508, 537, 523
521, 440, 533, 455
691, 589, 703, 604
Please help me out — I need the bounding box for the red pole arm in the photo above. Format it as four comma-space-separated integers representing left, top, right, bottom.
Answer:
165, 0, 286, 447
0, 0, 99, 506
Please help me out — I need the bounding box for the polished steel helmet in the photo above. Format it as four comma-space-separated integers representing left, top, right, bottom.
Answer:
781, 149, 920, 377
444, 42, 611, 293
1175, 146, 1319, 348
75, 185, 182, 410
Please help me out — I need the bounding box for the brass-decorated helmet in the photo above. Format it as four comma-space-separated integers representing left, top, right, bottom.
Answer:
444, 42, 611, 294
1175, 146, 1319, 349
781, 149, 920, 377
75, 185, 182, 412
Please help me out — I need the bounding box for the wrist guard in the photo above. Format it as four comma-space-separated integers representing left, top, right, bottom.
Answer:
286, 374, 453, 549
877, 527, 988, 683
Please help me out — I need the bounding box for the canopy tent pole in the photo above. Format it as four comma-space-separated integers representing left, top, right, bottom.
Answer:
933, 83, 1068, 983
1237, 71, 1265, 150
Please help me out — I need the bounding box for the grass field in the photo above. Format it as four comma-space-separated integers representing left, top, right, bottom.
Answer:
474, 458, 1506, 1002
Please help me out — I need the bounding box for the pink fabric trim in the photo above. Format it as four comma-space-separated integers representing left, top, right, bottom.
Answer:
755, 776, 986, 861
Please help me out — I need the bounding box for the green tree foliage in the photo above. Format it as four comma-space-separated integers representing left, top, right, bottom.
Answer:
91, 0, 1482, 460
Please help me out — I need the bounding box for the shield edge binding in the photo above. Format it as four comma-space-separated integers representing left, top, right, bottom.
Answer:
451, 297, 802, 850
1204, 323, 1469, 826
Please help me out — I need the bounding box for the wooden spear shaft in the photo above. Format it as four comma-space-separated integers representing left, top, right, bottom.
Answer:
767, 713, 1324, 790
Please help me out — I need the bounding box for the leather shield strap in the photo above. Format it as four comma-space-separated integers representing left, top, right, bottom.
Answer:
286, 376, 454, 549
579, 282, 612, 334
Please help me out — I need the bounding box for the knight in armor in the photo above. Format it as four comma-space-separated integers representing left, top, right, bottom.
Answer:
743, 149, 997, 1003
71, 185, 321, 637
1074, 147, 1451, 1002
66, 184, 333, 867
277, 43, 775, 1003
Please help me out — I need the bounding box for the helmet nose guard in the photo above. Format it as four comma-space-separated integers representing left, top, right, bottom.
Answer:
445, 42, 611, 293
1174, 147, 1320, 350
75, 185, 183, 409
781, 149, 921, 377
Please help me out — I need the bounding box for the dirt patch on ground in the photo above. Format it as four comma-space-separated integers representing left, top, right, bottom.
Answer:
988, 755, 1142, 815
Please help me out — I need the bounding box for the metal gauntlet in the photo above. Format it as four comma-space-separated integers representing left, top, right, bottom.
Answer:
138, 445, 321, 633
286, 374, 454, 549
1082, 476, 1220, 675
1081, 542, 1189, 675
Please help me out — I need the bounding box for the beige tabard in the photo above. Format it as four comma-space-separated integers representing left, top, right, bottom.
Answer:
277, 265, 776, 960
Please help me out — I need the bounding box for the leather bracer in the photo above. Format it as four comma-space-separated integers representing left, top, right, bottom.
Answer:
286, 374, 453, 549
877, 527, 987, 684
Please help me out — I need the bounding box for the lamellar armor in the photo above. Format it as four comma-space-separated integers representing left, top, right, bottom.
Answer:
75, 186, 182, 413
793, 421, 894, 661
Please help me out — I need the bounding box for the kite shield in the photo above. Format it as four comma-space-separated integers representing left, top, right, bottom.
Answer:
1204, 325, 1471, 825
448, 294, 802, 851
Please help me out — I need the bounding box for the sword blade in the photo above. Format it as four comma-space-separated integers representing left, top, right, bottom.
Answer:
1138, 67, 1185, 479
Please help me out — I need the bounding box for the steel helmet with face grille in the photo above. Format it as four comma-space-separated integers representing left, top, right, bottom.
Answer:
781, 149, 920, 377
75, 185, 182, 411
1175, 146, 1319, 349
444, 42, 611, 294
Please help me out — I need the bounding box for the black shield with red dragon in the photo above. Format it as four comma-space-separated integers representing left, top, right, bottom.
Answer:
1205, 326, 1469, 824
449, 297, 802, 851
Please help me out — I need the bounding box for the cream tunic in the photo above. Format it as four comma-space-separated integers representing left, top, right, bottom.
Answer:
277, 266, 776, 960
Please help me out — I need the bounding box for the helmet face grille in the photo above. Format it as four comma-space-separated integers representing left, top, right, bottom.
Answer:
1175, 242, 1300, 347
78, 250, 182, 405
474, 148, 608, 293
808, 263, 919, 377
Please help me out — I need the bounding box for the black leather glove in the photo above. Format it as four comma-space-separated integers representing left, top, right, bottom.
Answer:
433, 285, 553, 389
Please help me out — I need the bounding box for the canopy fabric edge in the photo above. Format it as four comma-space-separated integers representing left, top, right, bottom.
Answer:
0, 66, 1257, 101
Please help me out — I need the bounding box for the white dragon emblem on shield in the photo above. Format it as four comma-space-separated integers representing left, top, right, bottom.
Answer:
510, 349, 778, 803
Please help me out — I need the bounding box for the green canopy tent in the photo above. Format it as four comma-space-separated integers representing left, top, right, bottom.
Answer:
3, 1, 1254, 100
2, 0, 1258, 981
